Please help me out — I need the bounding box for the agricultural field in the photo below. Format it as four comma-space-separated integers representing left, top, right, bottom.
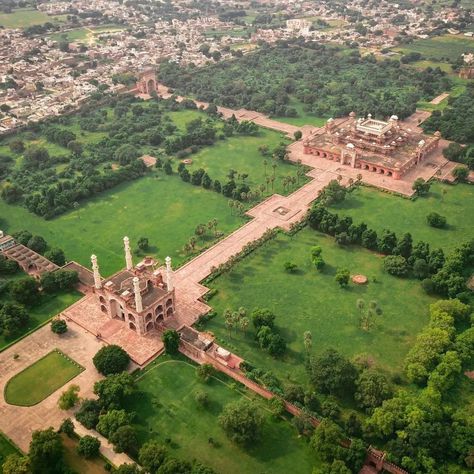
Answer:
0, 433, 20, 474
0, 8, 67, 28
330, 182, 474, 254
4, 350, 84, 406
0, 272, 82, 351
125, 358, 322, 474
395, 34, 474, 61
204, 228, 434, 383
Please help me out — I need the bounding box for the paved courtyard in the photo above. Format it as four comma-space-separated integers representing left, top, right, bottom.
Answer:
0, 320, 133, 465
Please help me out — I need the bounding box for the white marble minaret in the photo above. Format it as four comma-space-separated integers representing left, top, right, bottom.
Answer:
165, 256, 173, 291
133, 277, 143, 313
124, 236, 133, 271
91, 254, 102, 289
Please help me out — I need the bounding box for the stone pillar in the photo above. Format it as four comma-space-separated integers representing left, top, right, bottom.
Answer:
133, 277, 143, 313
340, 150, 345, 164
165, 256, 173, 292
91, 255, 102, 290
351, 153, 356, 168
123, 236, 133, 271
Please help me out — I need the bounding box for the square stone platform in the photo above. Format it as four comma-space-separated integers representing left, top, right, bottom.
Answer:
63, 295, 164, 366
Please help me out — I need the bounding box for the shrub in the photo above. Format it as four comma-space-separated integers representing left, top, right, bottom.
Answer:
51, 319, 68, 334
383, 255, 409, 277
426, 212, 447, 228
196, 363, 216, 382
194, 390, 209, 407
58, 384, 80, 410
162, 329, 180, 354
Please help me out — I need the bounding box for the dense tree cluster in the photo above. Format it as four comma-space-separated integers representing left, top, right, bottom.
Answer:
160, 41, 450, 119
423, 83, 474, 144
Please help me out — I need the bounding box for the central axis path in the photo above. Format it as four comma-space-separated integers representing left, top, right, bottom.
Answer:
172, 168, 341, 326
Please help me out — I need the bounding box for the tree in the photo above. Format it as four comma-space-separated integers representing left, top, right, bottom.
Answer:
51, 319, 67, 335
383, 255, 409, 277
27, 235, 47, 253
358, 300, 382, 332
311, 246, 325, 270
427, 212, 447, 228
75, 399, 101, 429
355, 371, 392, 412
304, 331, 312, 353
58, 384, 80, 410
77, 435, 100, 459
319, 180, 346, 205
307, 349, 357, 395
377, 230, 397, 255
44, 248, 65, 266
394, 233, 412, 259
196, 363, 216, 383
110, 425, 138, 454
93, 345, 130, 375
96, 409, 134, 438
114, 464, 142, 474
162, 329, 180, 354
137, 237, 149, 252
9, 140, 25, 154
452, 166, 468, 182
2, 454, 30, 474
251, 308, 275, 329
59, 418, 75, 437
163, 160, 173, 175
93, 372, 135, 409
10, 277, 38, 306
335, 268, 350, 288
412, 177, 431, 196
0, 303, 29, 337
310, 419, 345, 462
284, 261, 298, 273
294, 130, 302, 140
219, 399, 264, 446
23, 146, 49, 170
67, 140, 83, 157
114, 144, 139, 165
194, 389, 210, 407
413, 259, 430, 279
138, 440, 168, 473
29, 427, 64, 474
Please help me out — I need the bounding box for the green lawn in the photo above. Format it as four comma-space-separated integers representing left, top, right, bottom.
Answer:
50, 25, 125, 44
204, 228, 434, 383
395, 35, 474, 61
125, 358, 321, 474
0, 8, 67, 28
4, 350, 84, 406
0, 173, 245, 277
330, 183, 474, 254
180, 128, 307, 197
0, 274, 82, 351
0, 433, 21, 474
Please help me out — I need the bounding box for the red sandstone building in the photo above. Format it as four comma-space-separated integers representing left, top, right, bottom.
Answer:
91, 237, 175, 336
303, 113, 441, 179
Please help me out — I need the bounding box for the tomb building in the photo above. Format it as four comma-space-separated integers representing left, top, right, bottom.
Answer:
303, 113, 441, 179
92, 237, 176, 335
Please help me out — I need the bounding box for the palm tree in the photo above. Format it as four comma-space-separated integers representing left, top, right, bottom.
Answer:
224, 309, 234, 338
303, 331, 312, 353
272, 163, 277, 177
337, 174, 343, 183
240, 317, 249, 336
212, 218, 218, 234
189, 237, 196, 251
356, 298, 365, 315
271, 176, 275, 191
266, 176, 270, 192
260, 183, 266, 194
356, 173, 363, 183
263, 159, 268, 176
228, 200, 234, 215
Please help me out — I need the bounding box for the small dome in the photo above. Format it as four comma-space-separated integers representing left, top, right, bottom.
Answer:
367, 113, 372, 119
347, 143, 355, 149
349, 111, 356, 117
418, 139, 425, 147
327, 118, 334, 123
390, 115, 398, 121
434, 131, 441, 137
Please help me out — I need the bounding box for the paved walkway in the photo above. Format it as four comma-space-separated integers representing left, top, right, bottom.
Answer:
0, 321, 133, 466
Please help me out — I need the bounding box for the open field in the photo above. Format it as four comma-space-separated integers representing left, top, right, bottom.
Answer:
125, 358, 321, 474
0, 433, 20, 473
180, 128, 308, 197
61, 434, 108, 474
0, 174, 245, 277
395, 35, 474, 61
0, 278, 82, 351
50, 25, 125, 44
330, 183, 474, 253
417, 80, 467, 111
205, 228, 434, 383
4, 350, 84, 406
273, 98, 328, 127
0, 8, 67, 28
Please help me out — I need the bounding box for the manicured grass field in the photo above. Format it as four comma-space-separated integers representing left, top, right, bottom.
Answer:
4, 350, 84, 406
0, 8, 66, 28
205, 228, 434, 383
0, 274, 82, 351
125, 358, 321, 474
330, 183, 474, 253
395, 35, 474, 61
0, 433, 20, 474
182, 127, 308, 197
0, 173, 245, 277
